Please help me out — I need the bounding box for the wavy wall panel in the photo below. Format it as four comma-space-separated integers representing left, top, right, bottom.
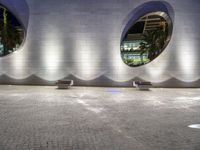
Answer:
0, 0, 199, 87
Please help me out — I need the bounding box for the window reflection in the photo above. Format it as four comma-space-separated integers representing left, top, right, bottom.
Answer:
121, 12, 172, 67
0, 5, 24, 57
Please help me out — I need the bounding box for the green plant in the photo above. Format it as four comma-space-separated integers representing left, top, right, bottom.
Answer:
0, 8, 22, 56
139, 28, 168, 62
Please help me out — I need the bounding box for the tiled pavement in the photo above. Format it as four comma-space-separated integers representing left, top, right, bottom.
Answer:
0, 85, 200, 150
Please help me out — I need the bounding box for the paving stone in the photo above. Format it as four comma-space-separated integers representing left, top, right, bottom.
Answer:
0, 86, 200, 150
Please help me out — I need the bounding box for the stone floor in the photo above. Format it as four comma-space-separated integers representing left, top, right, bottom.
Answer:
0, 85, 200, 150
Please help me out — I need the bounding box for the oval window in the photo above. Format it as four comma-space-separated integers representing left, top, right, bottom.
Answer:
121, 11, 172, 67
0, 5, 25, 57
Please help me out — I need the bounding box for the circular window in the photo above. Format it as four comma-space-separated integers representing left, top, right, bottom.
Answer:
121, 11, 172, 67
0, 5, 25, 57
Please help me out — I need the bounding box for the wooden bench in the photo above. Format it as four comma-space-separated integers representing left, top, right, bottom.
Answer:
133, 81, 152, 90
56, 80, 73, 89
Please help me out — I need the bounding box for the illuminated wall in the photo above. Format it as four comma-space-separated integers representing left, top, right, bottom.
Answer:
0, 0, 199, 87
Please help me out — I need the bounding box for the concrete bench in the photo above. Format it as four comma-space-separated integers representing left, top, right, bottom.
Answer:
56, 80, 73, 89
133, 81, 152, 90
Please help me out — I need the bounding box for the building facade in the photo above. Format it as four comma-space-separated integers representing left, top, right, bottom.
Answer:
0, 0, 199, 87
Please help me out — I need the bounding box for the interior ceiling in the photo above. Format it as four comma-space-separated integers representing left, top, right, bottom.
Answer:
140, 14, 166, 31
126, 13, 167, 41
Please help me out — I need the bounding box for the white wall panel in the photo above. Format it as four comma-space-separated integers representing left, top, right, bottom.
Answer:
0, 0, 199, 87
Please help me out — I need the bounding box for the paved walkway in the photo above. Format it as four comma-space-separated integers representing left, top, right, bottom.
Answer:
0, 85, 200, 150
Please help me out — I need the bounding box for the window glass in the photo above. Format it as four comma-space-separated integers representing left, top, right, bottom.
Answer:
121, 12, 172, 67
0, 5, 25, 57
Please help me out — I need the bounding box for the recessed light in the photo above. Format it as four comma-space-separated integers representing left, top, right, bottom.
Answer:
188, 124, 200, 129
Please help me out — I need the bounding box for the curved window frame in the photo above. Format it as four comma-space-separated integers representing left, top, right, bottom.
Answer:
120, 1, 174, 67
0, 4, 26, 57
